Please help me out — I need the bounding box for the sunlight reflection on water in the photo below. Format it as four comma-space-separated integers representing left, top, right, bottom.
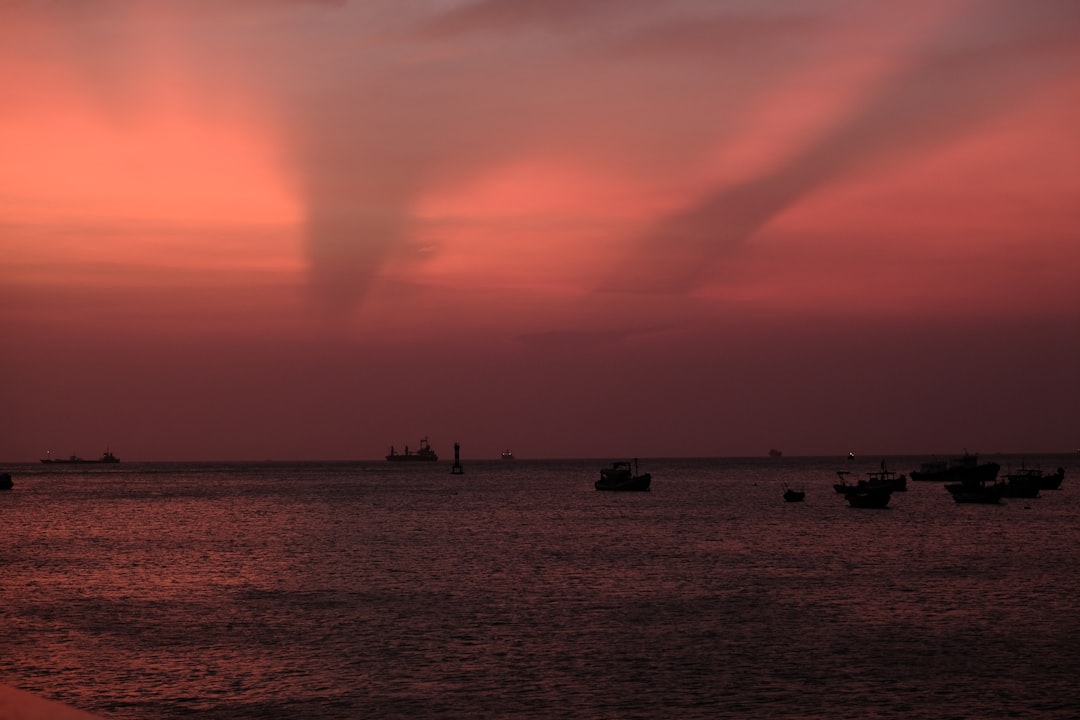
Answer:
2, 456, 1078, 719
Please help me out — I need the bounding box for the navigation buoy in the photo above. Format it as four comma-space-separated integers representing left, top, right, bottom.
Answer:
451, 442, 464, 474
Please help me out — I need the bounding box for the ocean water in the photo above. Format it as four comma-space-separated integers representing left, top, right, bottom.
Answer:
1, 454, 1078, 719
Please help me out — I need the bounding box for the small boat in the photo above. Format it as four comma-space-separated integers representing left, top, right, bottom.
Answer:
40, 449, 120, 464
769, 448, 783, 458
997, 464, 1066, 495
0, 473, 12, 490
386, 437, 438, 462
834, 464, 906, 494
501, 449, 515, 461
783, 487, 805, 502
909, 451, 1000, 484
595, 459, 651, 492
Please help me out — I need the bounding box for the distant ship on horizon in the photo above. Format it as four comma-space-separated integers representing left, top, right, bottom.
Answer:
386, 437, 438, 462
501, 449, 514, 460
41, 448, 120, 464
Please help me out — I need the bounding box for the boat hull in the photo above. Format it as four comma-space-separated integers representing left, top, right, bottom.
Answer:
845, 490, 892, 508
999, 476, 1040, 498
595, 473, 651, 492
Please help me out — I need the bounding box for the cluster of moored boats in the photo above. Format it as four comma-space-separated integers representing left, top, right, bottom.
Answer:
940, 458, 1064, 504
784, 452, 1066, 507
598, 452, 1068, 502
8, 446, 1062, 505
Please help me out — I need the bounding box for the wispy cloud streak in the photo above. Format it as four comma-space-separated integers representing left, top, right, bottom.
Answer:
600, 0, 1080, 294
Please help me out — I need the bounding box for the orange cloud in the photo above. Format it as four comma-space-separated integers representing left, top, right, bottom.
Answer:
0, 20, 299, 231
1, 106, 300, 228
0, 8, 303, 298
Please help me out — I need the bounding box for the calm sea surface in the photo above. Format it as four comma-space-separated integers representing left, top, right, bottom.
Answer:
2, 455, 1078, 719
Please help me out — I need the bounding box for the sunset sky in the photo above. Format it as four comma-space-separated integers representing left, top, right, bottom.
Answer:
2, 0, 1078, 461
